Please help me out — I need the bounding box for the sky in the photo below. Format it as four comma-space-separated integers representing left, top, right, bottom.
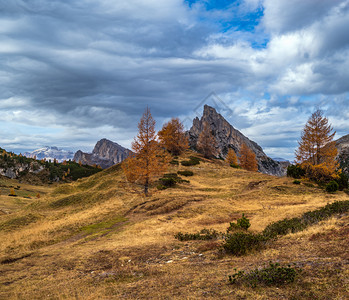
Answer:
1, 0, 349, 161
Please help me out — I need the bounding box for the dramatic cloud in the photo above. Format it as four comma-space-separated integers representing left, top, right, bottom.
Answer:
0, 0, 348, 160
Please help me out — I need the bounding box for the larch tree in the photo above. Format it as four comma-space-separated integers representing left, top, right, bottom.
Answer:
158, 117, 189, 155
295, 109, 338, 181
197, 122, 217, 158
239, 143, 258, 172
122, 107, 171, 195
225, 148, 238, 166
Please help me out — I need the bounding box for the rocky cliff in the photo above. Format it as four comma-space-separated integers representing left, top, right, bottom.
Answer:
73, 139, 132, 169
336, 134, 349, 176
188, 105, 286, 176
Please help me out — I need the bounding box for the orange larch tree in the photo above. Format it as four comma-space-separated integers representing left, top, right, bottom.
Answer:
158, 117, 189, 155
225, 148, 238, 166
122, 107, 171, 195
197, 122, 217, 158
295, 109, 338, 181
239, 143, 258, 172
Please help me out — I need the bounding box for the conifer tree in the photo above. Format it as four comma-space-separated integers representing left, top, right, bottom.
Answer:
197, 122, 217, 158
239, 143, 258, 172
158, 118, 189, 155
225, 148, 238, 166
295, 109, 338, 181
122, 108, 171, 195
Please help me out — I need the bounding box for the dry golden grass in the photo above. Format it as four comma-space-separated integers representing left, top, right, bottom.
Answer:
0, 152, 348, 299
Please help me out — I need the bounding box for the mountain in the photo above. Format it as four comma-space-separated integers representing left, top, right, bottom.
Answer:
188, 105, 286, 176
23, 146, 74, 162
336, 134, 349, 176
73, 138, 132, 169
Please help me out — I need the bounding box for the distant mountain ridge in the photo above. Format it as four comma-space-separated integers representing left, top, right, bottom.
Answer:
73, 138, 132, 169
188, 105, 286, 176
23, 146, 74, 162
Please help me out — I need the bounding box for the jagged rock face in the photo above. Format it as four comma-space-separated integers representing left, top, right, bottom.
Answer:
336, 134, 349, 176
188, 105, 286, 176
73, 139, 132, 169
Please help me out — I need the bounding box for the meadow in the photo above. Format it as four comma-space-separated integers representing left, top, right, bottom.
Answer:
0, 151, 348, 299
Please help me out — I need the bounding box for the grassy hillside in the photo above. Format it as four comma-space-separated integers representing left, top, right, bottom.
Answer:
0, 151, 348, 299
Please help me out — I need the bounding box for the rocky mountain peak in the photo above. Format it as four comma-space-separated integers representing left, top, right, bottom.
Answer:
188, 105, 285, 176
73, 139, 132, 169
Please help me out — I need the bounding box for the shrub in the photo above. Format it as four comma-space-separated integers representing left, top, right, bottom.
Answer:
156, 184, 167, 190
227, 214, 251, 232
170, 160, 179, 165
175, 228, 220, 241
262, 217, 306, 239
181, 156, 200, 166
325, 180, 339, 193
158, 173, 189, 188
230, 164, 241, 169
223, 232, 266, 256
287, 164, 305, 179
177, 170, 194, 177
335, 172, 348, 190
229, 262, 299, 287
263, 200, 349, 239
293, 180, 301, 185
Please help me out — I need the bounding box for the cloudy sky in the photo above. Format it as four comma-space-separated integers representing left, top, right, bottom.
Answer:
1, 0, 349, 160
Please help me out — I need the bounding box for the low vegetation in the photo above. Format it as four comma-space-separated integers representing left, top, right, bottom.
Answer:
229, 262, 300, 287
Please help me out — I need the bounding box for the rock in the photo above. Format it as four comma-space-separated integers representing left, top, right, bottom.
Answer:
188, 105, 286, 176
73, 138, 132, 169
336, 134, 349, 176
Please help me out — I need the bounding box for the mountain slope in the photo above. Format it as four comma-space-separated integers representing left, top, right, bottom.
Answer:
188, 105, 285, 176
0, 151, 348, 299
336, 134, 349, 176
73, 138, 132, 169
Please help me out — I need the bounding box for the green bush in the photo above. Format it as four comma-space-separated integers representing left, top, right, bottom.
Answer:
159, 177, 177, 187
325, 180, 339, 193
229, 262, 299, 287
293, 180, 301, 185
262, 217, 307, 239
287, 164, 306, 179
181, 156, 200, 166
156, 184, 168, 190
263, 200, 349, 239
223, 232, 266, 256
158, 173, 189, 188
177, 170, 194, 177
335, 172, 348, 190
227, 214, 251, 232
170, 160, 179, 165
175, 229, 220, 241
230, 164, 241, 169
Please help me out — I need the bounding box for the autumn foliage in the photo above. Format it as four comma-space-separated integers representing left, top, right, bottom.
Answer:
122, 108, 171, 195
225, 148, 238, 166
295, 109, 339, 182
158, 118, 189, 155
197, 122, 217, 158
239, 143, 258, 172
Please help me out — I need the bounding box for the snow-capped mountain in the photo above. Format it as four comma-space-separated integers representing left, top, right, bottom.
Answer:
23, 146, 74, 162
